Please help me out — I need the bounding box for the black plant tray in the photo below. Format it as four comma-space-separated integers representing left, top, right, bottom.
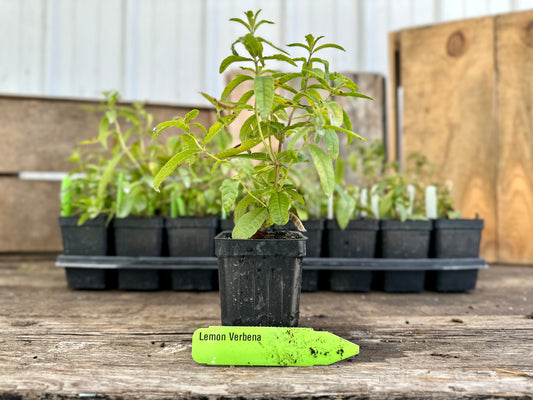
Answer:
56, 255, 487, 293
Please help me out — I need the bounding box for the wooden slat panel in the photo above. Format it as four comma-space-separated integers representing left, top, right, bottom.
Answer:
400, 17, 497, 262
0, 95, 215, 173
387, 32, 400, 161
0, 178, 62, 252
495, 10, 533, 263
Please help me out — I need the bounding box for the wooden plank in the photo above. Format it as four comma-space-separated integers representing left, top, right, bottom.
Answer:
495, 10, 533, 264
0, 178, 62, 252
0, 260, 532, 399
0, 95, 215, 173
399, 17, 497, 262
387, 31, 400, 162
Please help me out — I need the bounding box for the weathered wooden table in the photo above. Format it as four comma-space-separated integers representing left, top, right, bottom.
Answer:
1, 255, 532, 399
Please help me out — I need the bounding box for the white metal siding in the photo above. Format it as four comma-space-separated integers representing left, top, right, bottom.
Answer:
1, 0, 532, 105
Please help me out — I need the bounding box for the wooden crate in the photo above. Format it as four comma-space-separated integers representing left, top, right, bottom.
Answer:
0, 95, 215, 253
389, 10, 533, 264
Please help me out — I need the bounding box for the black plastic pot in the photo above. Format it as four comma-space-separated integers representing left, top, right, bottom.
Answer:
215, 231, 306, 327
432, 218, 484, 258
113, 217, 164, 290
380, 219, 432, 292
274, 219, 325, 291
165, 216, 218, 291
65, 268, 116, 290
326, 219, 379, 292
429, 218, 484, 292
113, 217, 164, 257
117, 268, 161, 291
165, 217, 218, 257
59, 215, 109, 256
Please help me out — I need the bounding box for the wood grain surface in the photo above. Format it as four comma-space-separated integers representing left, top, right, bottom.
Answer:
0, 95, 215, 173
0, 95, 215, 253
1, 257, 532, 399
495, 10, 533, 264
398, 17, 498, 262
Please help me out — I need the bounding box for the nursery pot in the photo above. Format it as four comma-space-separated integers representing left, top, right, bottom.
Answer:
429, 218, 484, 292
326, 219, 379, 292
112, 217, 164, 257
165, 216, 219, 291
432, 218, 484, 258
113, 217, 164, 290
165, 216, 218, 257
59, 216, 114, 289
215, 231, 307, 327
274, 219, 325, 291
380, 219, 432, 292
59, 215, 109, 256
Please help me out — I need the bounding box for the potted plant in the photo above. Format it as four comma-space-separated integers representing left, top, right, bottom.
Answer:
428, 183, 484, 291
160, 124, 233, 291
90, 94, 168, 290
59, 172, 115, 290
152, 10, 370, 325
376, 163, 432, 292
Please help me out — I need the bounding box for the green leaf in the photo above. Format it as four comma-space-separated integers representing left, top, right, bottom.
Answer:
216, 138, 261, 159
153, 120, 189, 136
254, 75, 274, 120
263, 54, 297, 66
268, 192, 290, 225
234, 194, 255, 222
324, 130, 339, 160
308, 144, 335, 197
287, 127, 310, 151
232, 207, 268, 239
203, 120, 224, 145
97, 152, 122, 201
221, 179, 240, 212
221, 74, 254, 101
219, 55, 253, 74
336, 190, 356, 230
314, 43, 346, 52
153, 148, 200, 190
184, 109, 199, 123
325, 101, 344, 127
323, 124, 365, 142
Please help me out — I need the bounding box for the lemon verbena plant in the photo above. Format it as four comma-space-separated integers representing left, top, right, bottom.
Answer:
152, 10, 371, 239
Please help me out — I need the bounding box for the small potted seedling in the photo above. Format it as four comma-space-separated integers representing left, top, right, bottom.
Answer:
427, 183, 484, 292
376, 163, 432, 292
152, 10, 370, 326
59, 172, 115, 290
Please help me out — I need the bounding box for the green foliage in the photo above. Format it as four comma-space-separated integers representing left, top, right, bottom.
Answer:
61, 91, 168, 223
153, 10, 370, 238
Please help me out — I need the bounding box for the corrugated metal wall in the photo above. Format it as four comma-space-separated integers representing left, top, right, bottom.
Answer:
1, 0, 532, 105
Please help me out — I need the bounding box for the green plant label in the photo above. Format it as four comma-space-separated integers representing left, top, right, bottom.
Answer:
192, 326, 359, 366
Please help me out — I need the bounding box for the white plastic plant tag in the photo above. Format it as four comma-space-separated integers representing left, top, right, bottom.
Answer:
360, 188, 368, 218
407, 184, 415, 215
327, 196, 334, 220
426, 185, 437, 219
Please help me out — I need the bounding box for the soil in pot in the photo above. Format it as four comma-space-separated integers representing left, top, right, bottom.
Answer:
59, 215, 109, 256
380, 219, 432, 293
326, 219, 379, 292
215, 230, 306, 327
429, 218, 484, 292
